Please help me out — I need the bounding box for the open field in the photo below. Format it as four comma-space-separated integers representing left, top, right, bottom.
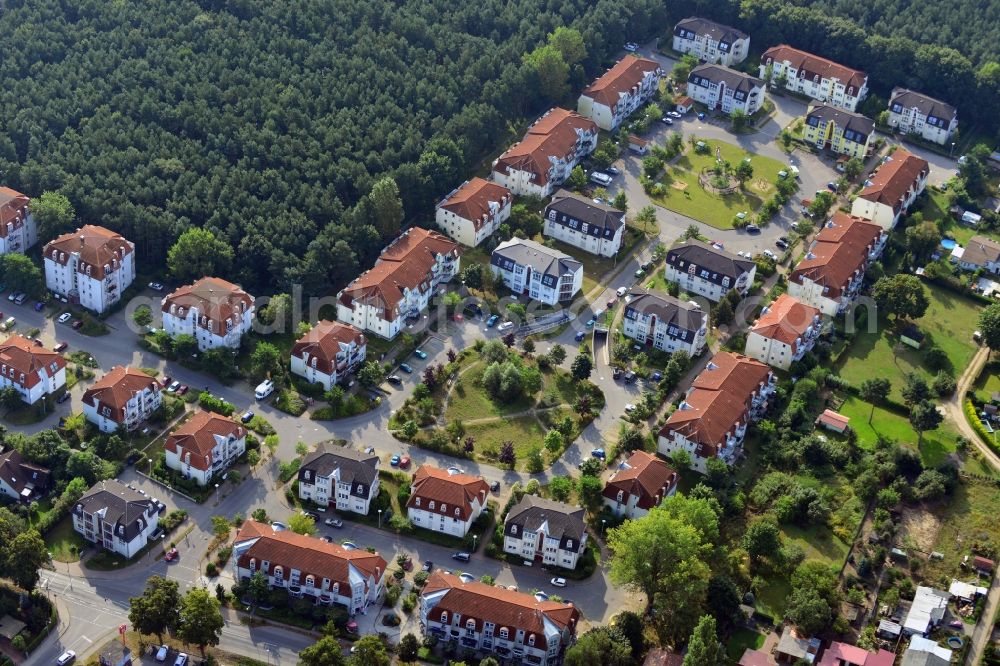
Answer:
838, 395, 960, 467
650, 139, 788, 229
464, 415, 547, 464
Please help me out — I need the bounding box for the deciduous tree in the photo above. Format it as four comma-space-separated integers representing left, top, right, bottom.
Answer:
129, 576, 181, 644
177, 588, 224, 657
167, 228, 234, 282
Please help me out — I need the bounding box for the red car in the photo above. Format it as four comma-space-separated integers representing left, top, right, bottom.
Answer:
399, 455, 411, 469
71, 319, 83, 330
176, 385, 189, 395
160, 376, 172, 388
165, 548, 179, 562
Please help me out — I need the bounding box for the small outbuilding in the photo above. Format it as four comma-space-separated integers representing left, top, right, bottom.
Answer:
675, 96, 695, 114
629, 135, 650, 155
901, 323, 924, 349
816, 409, 850, 434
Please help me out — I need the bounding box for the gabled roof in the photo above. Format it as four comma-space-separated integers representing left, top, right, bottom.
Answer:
957, 235, 1000, 267
816, 409, 850, 430
674, 17, 748, 43
406, 465, 489, 521
806, 105, 874, 140
890, 88, 957, 124
492, 238, 582, 279
581, 56, 662, 108
661, 352, 771, 455
298, 442, 378, 499
751, 293, 821, 347
234, 520, 386, 592
546, 189, 625, 235
291, 320, 366, 375
625, 289, 706, 342
422, 571, 579, 649
904, 586, 949, 634
504, 495, 586, 549
162, 277, 254, 336
856, 148, 929, 210
82, 366, 160, 423
666, 239, 755, 285
0, 448, 50, 498
437, 178, 511, 230
0, 187, 30, 238
0, 334, 67, 389
163, 411, 245, 472
74, 479, 156, 543
817, 642, 894, 666
790, 213, 883, 298
43, 225, 134, 279
494, 108, 597, 187
602, 451, 678, 510
762, 45, 867, 90
689, 64, 763, 95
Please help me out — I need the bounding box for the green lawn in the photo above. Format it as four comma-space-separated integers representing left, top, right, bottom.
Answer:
540, 228, 645, 296
838, 395, 960, 467
465, 415, 547, 463
726, 629, 766, 663
446, 361, 534, 422
44, 516, 87, 563
781, 524, 850, 565
756, 576, 791, 620
650, 139, 788, 229
835, 286, 981, 402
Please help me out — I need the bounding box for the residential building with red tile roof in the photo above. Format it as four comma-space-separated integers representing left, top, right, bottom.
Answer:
577, 56, 664, 131
82, 366, 162, 433
162, 277, 255, 351
851, 148, 929, 229
602, 451, 678, 519
232, 520, 387, 614
289, 320, 366, 391
788, 212, 886, 316
673, 17, 750, 67
164, 411, 246, 486
420, 571, 579, 665
435, 178, 512, 248
658, 352, 774, 474
760, 45, 868, 111
816, 409, 851, 433
744, 293, 822, 370
43, 225, 135, 314
888, 88, 958, 146
337, 227, 461, 340
0, 187, 38, 255
406, 465, 490, 537
0, 448, 50, 502
491, 108, 598, 198
817, 642, 894, 666
0, 334, 67, 405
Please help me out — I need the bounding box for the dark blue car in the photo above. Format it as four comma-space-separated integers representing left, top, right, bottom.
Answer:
486, 314, 499, 328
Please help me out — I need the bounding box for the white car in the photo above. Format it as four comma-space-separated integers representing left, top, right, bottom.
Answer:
624, 404, 636, 412
668, 111, 682, 119
174, 653, 188, 666
550, 577, 567, 587
624, 42, 638, 52
57, 312, 72, 323
155, 645, 169, 662
56, 651, 76, 666
616, 286, 627, 298
762, 249, 777, 260
497, 321, 514, 332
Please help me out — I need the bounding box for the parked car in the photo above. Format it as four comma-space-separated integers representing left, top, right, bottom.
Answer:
826, 182, 838, 192
390, 454, 401, 466
34, 301, 45, 312
778, 235, 790, 244
661, 117, 673, 125
697, 112, 705, 120
624, 371, 637, 384
591, 448, 606, 460
165, 548, 179, 562
386, 375, 402, 385
148, 282, 165, 291
302, 511, 320, 520
13, 292, 26, 305
452, 552, 471, 562
160, 376, 171, 387
399, 455, 411, 469
623, 42, 638, 52
746, 224, 760, 234
254, 379, 275, 399
624, 404, 636, 412
57, 391, 71, 404
607, 298, 616, 308
54, 342, 68, 352
616, 286, 628, 298
606, 166, 621, 176
612, 367, 623, 380
413, 349, 428, 360
68, 318, 82, 328
167, 381, 181, 393
486, 314, 499, 328
174, 653, 188, 666
155, 645, 169, 662
176, 385, 189, 395
762, 249, 777, 260
497, 320, 514, 331
422, 560, 433, 572
399, 362, 413, 374
775, 239, 789, 250
57, 651, 77, 666
324, 518, 344, 528
668, 111, 682, 119
270, 521, 287, 531
550, 577, 567, 587
490, 481, 501, 492
651, 371, 663, 382
634, 268, 646, 279
240, 410, 255, 424
574, 330, 586, 341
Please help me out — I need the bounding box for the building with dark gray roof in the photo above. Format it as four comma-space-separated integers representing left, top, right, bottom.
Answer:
687, 64, 765, 116
664, 240, 757, 302
72, 479, 159, 559
298, 441, 380, 515
673, 17, 750, 67
804, 104, 874, 158
623, 289, 707, 356
544, 190, 625, 258
503, 495, 588, 570
491, 238, 583, 305
888, 88, 958, 145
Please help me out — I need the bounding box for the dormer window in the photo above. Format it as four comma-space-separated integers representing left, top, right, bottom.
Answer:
511, 525, 518, 535
616, 490, 624, 502
499, 627, 509, 639
567, 539, 573, 549
528, 634, 536, 646
454, 508, 460, 516
429, 501, 435, 510
440, 611, 449, 623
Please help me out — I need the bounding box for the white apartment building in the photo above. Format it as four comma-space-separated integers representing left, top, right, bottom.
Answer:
82, 366, 163, 433
664, 240, 757, 302
406, 465, 490, 538
602, 451, 679, 519
0, 335, 67, 405
337, 227, 461, 340
658, 352, 775, 474
888, 88, 958, 146
163, 411, 246, 486
490, 238, 583, 305
760, 45, 868, 112
43, 225, 135, 314
672, 17, 750, 66
577, 56, 664, 131
687, 64, 765, 116
788, 213, 887, 316
623, 289, 706, 356
491, 108, 598, 198
0, 187, 38, 256
744, 293, 822, 371
503, 495, 587, 570
543, 189, 625, 258
851, 148, 929, 229
290, 320, 366, 391
233, 520, 387, 615
298, 443, 380, 515
420, 572, 579, 665
435, 178, 512, 248
161, 277, 254, 351
72, 479, 160, 559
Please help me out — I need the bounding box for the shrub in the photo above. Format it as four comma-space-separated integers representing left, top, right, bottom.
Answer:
198, 392, 235, 415
205, 562, 218, 577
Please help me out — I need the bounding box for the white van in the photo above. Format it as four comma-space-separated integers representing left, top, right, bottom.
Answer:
254, 379, 275, 400
589, 171, 613, 187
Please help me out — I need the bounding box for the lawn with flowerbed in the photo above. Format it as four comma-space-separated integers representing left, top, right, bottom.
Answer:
649, 139, 789, 228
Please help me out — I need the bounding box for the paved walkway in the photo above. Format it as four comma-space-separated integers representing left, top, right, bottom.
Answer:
944, 345, 1000, 471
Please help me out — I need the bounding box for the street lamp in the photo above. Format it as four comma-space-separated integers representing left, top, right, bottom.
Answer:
950, 142, 956, 158
601, 519, 606, 536
377, 509, 383, 529
472, 534, 478, 551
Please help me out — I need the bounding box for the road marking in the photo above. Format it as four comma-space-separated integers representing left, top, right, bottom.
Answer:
79, 636, 93, 645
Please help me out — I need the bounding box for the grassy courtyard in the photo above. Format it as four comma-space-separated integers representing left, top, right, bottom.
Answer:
44, 515, 87, 563
838, 395, 961, 467
650, 139, 788, 229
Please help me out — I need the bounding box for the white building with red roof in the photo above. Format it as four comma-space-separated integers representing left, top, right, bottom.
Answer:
420, 571, 579, 665
435, 178, 512, 248
851, 148, 929, 229
337, 227, 461, 340
658, 352, 774, 473
0, 334, 67, 405
0, 187, 38, 256
406, 465, 490, 538
43, 225, 135, 314
290, 320, 366, 391
162, 277, 255, 351
577, 55, 664, 131
788, 212, 887, 315
232, 520, 387, 615
491, 108, 598, 198
760, 45, 868, 112
602, 451, 678, 519
82, 366, 162, 433
164, 411, 246, 486
744, 293, 822, 370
